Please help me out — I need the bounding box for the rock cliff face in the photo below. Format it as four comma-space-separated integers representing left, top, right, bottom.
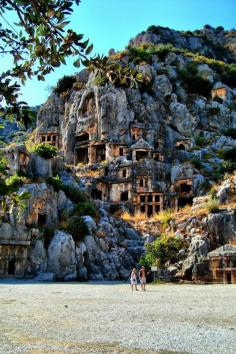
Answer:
0, 24, 236, 281
129, 25, 236, 62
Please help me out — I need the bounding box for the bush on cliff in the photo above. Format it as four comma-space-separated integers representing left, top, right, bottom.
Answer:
46, 175, 63, 192
220, 147, 236, 162
5, 174, 25, 192
205, 198, 220, 213
140, 234, 186, 268
223, 128, 236, 139
30, 143, 58, 159
63, 215, 88, 242
53, 75, 76, 95
178, 62, 212, 98
74, 201, 97, 219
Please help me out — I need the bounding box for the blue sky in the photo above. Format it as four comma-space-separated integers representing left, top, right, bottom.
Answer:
5, 0, 236, 106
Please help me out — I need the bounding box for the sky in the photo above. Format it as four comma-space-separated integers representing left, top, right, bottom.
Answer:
4, 0, 236, 106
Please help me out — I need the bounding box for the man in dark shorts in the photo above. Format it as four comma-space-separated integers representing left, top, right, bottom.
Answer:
139, 266, 147, 291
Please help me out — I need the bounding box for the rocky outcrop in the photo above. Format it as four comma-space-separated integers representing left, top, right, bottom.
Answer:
47, 230, 77, 281
1, 24, 236, 282
207, 210, 236, 245
129, 25, 236, 61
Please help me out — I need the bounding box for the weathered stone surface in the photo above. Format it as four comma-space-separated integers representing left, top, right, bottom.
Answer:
47, 230, 77, 280
207, 210, 236, 244
0, 223, 13, 240
82, 216, 96, 234
152, 74, 172, 98
1, 24, 236, 283
29, 154, 52, 178
216, 179, 231, 203
30, 238, 47, 274
34, 272, 55, 281
19, 183, 58, 227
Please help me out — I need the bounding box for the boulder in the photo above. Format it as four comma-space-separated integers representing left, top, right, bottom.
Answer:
82, 215, 96, 234
189, 236, 209, 257
34, 272, 55, 282
78, 266, 88, 281
207, 210, 236, 244
30, 238, 47, 274
0, 223, 13, 240
216, 179, 231, 203
197, 64, 215, 83
29, 154, 52, 178
47, 230, 77, 280
152, 74, 172, 98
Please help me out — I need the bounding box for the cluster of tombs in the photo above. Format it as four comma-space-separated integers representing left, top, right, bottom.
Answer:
91, 159, 194, 216
35, 123, 194, 216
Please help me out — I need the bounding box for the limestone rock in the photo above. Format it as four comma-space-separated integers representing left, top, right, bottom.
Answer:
216, 179, 231, 203
47, 230, 77, 280
207, 211, 236, 244
82, 215, 96, 234
30, 238, 47, 274
29, 154, 52, 178
152, 74, 172, 98
34, 272, 55, 281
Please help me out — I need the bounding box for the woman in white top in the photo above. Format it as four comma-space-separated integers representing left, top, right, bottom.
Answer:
130, 268, 138, 291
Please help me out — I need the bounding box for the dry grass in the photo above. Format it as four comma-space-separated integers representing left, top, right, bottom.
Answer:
171, 204, 208, 223
120, 211, 147, 222
76, 169, 102, 178
152, 209, 172, 224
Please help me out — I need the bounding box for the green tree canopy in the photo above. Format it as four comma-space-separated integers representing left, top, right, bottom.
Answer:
0, 0, 93, 124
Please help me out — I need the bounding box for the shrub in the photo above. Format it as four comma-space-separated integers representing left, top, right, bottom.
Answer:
220, 147, 236, 162
209, 185, 217, 198
194, 134, 206, 147
30, 143, 58, 159
5, 174, 25, 192
65, 215, 88, 242
141, 234, 186, 268
46, 175, 63, 192
222, 160, 235, 172
62, 184, 87, 203
128, 43, 173, 64
190, 158, 202, 170
153, 209, 172, 227
139, 252, 156, 269
219, 64, 236, 87
155, 44, 174, 61
223, 128, 236, 139
205, 198, 220, 213
178, 64, 213, 98
53, 75, 76, 95
93, 73, 107, 86
75, 200, 97, 219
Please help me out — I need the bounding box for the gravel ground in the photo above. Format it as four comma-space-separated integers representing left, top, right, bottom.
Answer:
0, 280, 235, 354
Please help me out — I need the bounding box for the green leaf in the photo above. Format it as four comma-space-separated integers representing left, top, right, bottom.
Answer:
56, 21, 70, 29
85, 44, 93, 55
73, 59, 81, 68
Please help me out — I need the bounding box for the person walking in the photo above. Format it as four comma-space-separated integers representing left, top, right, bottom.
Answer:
130, 268, 138, 291
139, 266, 147, 291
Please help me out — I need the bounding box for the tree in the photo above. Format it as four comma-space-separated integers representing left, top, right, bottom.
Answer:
0, 0, 93, 124
0, 1, 143, 125
0, 154, 30, 220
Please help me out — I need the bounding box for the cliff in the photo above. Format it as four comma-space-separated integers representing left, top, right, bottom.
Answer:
0, 24, 236, 282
